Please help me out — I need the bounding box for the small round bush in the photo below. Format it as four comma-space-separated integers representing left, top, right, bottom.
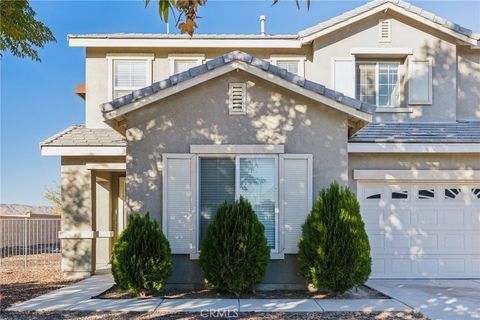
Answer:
298, 181, 371, 293
112, 212, 172, 295
199, 197, 270, 296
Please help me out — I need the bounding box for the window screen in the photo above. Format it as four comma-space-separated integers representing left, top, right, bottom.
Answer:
239, 158, 276, 248
276, 60, 299, 75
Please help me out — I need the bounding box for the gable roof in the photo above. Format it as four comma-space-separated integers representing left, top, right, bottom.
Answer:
69, 0, 479, 48
101, 51, 375, 128
349, 122, 480, 143
299, 0, 479, 46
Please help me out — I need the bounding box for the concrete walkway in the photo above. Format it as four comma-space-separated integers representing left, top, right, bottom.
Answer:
8, 274, 411, 313
368, 279, 480, 320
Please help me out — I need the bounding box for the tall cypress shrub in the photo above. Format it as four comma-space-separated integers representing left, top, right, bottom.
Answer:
199, 197, 270, 296
112, 212, 172, 295
298, 181, 371, 293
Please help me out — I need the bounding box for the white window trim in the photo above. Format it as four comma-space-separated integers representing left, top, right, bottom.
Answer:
194, 154, 280, 255
356, 61, 401, 108
190, 144, 284, 154
107, 54, 154, 101
168, 53, 205, 76
408, 57, 433, 105
270, 55, 306, 77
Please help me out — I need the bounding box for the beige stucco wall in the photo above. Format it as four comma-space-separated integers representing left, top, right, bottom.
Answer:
85, 47, 312, 128
312, 11, 459, 123
348, 153, 480, 193
125, 70, 349, 222
457, 46, 480, 121
60, 156, 125, 278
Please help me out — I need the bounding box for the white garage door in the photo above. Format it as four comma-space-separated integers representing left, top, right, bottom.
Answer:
358, 182, 480, 279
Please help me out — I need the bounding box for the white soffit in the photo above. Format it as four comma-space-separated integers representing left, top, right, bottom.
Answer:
41, 146, 126, 156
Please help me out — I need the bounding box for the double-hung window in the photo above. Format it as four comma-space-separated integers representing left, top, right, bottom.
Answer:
108, 55, 153, 100
356, 62, 400, 107
168, 54, 205, 75
270, 56, 305, 77
198, 155, 278, 251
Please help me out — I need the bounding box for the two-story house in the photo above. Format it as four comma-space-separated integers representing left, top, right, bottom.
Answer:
41, 0, 480, 287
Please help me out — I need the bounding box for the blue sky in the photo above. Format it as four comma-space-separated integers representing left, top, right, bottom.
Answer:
1, 0, 479, 206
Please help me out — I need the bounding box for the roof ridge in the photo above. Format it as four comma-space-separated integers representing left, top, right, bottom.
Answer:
100, 50, 376, 117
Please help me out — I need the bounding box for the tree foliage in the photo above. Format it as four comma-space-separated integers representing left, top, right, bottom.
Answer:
145, 0, 310, 36
43, 182, 62, 215
112, 213, 173, 295
0, 0, 55, 61
298, 181, 371, 293
199, 197, 270, 296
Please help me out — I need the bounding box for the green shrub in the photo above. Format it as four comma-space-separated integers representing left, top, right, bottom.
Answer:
112, 212, 172, 295
298, 181, 371, 293
199, 197, 270, 296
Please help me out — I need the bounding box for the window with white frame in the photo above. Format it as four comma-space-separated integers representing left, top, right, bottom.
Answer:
271, 56, 305, 77
168, 54, 204, 75
356, 62, 400, 107
198, 155, 278, 251
108, 55, 153, 100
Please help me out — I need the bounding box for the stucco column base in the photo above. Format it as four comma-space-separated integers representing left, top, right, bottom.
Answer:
61, 238, 95, 280
63, 271, 93, 280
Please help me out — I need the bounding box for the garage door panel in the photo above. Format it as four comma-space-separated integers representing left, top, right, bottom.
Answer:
358, 181, 480, 279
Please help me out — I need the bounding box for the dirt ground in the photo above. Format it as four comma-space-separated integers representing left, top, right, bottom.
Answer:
0, 254, 73, 311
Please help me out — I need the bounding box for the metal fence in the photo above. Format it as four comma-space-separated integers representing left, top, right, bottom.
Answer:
0, 218, 61, 267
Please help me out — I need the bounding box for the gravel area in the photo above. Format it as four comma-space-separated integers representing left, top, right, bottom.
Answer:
97, 285, 387, 300
0, 311, 428, 319
0, 255, 74, 311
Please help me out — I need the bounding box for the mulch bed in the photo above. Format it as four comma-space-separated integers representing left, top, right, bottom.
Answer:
96, 284, 388, 300
0, 311, 428, 320
0, 255, 75, 311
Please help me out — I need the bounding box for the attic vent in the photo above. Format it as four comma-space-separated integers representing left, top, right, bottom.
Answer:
229, 83, 247, 115
378, 19, 391, 42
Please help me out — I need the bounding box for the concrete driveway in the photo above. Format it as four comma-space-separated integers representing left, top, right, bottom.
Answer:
367, 279, 480, 320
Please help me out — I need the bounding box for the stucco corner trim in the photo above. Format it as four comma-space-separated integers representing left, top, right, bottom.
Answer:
58, 230, 95, 239
190, 144, 285, 154
96, 231, 115, 238
353, 169, 480, 181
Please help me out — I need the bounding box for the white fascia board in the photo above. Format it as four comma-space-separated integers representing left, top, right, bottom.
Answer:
350, 47, 413, 57
190, 144, 284, 154
300, 3, 477, 46
353, 169, 480, 181
104, 61, 372, 123
69, 38, 302, 48
348, 143, 480, 153
41, 146, 126, 156
85, 163, 126, 171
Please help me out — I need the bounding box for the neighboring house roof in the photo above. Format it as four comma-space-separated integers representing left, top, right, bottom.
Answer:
298, 0, 480, 45
40, 125, 126, 147
68, 0, 479, 48
349, 122, 480, 143
101, 51, 375, 126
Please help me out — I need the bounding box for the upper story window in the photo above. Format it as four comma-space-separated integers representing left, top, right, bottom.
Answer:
107, 54, 153, 100
270, 55, 305, 77
356, 62, 400, 107
168, 54, 205, 75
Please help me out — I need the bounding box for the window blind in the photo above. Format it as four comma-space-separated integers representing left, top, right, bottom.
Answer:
199, 158, 236, 244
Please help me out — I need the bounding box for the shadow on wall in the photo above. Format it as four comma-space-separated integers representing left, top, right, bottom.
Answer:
61, 166, 93, 272
124, 73, 349, 219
